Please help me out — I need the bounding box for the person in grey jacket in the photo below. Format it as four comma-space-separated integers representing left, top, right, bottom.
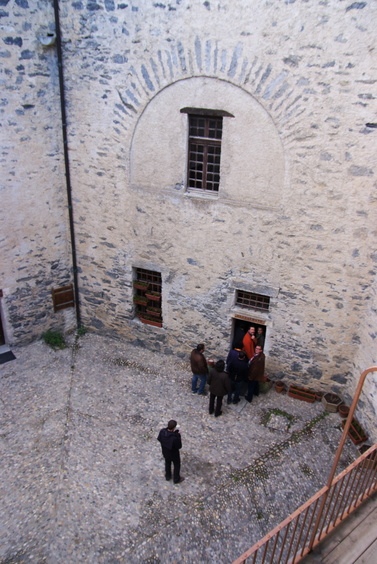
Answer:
207, 359, 231, 417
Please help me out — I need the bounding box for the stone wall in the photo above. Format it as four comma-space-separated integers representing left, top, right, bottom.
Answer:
1, 1, 376, 433
0, 0, 76, 343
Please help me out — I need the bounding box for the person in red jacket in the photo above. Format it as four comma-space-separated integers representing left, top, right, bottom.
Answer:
243, 326, 257, 359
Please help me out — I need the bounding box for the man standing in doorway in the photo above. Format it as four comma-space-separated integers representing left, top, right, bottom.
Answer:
190, 343, 208, 395
256, 327, 265, 349
246, 345, 266, 402
157, 420, 184, 484
243, 326, 257, 360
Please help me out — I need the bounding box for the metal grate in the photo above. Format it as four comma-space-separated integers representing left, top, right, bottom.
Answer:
134, 268, 162, 326
236, 290, 270, 312
135, 268, 162, 292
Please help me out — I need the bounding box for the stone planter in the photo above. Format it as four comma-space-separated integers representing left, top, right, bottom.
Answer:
342, 418, 368, 445
358, 445, 377, 469
322, 393, 342, 413
288, 385, 316, 403
358, 444, 372, 455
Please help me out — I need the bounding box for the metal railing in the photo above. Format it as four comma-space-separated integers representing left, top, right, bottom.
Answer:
233, 366, 377, 564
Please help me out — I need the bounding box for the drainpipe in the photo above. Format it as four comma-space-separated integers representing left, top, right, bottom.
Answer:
53, 0, 81, 328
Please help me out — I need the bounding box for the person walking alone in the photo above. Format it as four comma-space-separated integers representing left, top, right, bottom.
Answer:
157, 420, 185, 484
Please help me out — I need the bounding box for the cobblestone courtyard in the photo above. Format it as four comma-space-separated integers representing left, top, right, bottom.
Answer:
0, 333, 358, 563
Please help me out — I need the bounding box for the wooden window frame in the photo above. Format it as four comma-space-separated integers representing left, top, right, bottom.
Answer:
236, 290, 270, 312
187, 114, 223, 192
52, 284, 74, 312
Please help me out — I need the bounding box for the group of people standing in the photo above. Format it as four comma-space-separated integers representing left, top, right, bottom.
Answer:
157, 325, 266, 485
190, 326, 266, 417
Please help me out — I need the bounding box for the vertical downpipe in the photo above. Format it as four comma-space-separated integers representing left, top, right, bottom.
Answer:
53, 0, 81, 328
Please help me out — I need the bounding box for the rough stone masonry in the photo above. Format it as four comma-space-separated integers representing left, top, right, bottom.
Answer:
0, 1, 376, 435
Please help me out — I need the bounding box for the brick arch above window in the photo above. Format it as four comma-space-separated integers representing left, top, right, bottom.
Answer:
130, 76, 285, 207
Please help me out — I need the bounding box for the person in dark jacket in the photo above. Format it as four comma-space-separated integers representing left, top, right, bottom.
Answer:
157, 419, 184, 484
207, 359, 231, 417
190, 343, 209, 395
225, 341, 243, 371
227, 350, 249, 404
245, 346, 266, 402
256, 327, 265, 349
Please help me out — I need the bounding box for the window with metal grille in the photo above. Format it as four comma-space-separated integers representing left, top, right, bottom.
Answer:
188, 114, 222, 192
236, 290, 270, 312
133, 268, 162, 327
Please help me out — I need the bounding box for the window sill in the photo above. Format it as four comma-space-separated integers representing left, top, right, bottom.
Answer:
185, 189, 219, 200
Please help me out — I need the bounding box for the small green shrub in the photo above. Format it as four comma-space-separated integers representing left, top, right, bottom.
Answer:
43, 329, 66, 349
77, 326, 87, 337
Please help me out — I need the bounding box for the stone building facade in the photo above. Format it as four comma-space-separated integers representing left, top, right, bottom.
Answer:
1, 2, 376, 430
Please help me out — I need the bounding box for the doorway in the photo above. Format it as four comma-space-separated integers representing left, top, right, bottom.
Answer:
232, 318, 266, 350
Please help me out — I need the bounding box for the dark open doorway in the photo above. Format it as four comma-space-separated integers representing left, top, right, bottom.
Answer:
232, 318, 266, 350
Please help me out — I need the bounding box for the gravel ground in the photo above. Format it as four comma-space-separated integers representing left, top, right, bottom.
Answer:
0, 332, 358, 563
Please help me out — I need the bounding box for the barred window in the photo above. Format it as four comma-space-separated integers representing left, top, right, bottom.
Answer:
236, 290, 270, 312
133, 268, 162, 327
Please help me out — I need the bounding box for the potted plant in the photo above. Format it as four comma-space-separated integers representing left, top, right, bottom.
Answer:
138, 314, 163, 328
342, 418, 368, 445
146, 306, 162, 318
133, 280, 149, 291
133, 295, 148, 306
145, 291, 161, 301
338, 404, 350, 418
275, 381, 285, 393
322, 392, 342, 413
288, 384, 316, 403
259, 377, 272, 394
